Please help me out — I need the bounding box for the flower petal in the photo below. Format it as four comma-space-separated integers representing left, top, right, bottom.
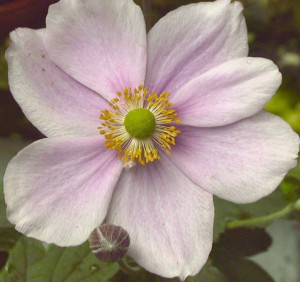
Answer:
168, 111, 299, 204
173, 57, 282, 127
6, 28, 106, 138
145, 0, 248, 94
45, 0, 147, 100
4, 137, 123, 246
107, 157, 214, 279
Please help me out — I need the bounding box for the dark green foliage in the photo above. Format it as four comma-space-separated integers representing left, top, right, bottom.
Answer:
0, 239, 119, 282
211, 228, 274, 282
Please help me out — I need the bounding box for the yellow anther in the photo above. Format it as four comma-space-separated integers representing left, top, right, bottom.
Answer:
98, 85, 180, 166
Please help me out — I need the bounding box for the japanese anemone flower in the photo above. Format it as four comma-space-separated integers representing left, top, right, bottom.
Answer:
4, 0, 299, 279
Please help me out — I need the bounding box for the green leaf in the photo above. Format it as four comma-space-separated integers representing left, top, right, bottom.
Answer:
0, 138, 30, 229
214, 189, 285, 241
211, 227, 274, 282
0, 39, 9, 90
0, 139, 31, 252
0, 138, 30, 180
213, 198, 241, 241
280, 177, 300, 202
0, 237, 46, 282
235, 189, 286, 218
0, 183, 11, 228
0, 251, 8, 271
112, 268, 178, 282
0, 228, 21, 251
286, 160, 300, 181
264, 88, 296, 116
0, 237, 119, 281
214, 228, 272, 258
188, 262, 226, 282
214, 258, 274, 282
264, 87, 300, 133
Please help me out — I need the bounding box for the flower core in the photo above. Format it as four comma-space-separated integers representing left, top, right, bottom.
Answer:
124, 108, 156, 139
98, 85, 181, 165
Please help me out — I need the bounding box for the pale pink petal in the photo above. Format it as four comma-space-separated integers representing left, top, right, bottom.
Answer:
107, 157, 214, 279
145, 0, 248, 94
168, 111, 299, 204
4, 137, 123, 246
172, 57, 282, 127
6, 28, 106, 138
45, 0, 147, 100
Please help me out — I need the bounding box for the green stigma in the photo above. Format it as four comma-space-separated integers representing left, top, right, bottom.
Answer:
124, 108, 156, 139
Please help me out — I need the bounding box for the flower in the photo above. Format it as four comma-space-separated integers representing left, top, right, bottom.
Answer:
4, 0, 299, 279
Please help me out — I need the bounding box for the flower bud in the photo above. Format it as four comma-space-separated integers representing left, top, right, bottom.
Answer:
89, 224, 130, 262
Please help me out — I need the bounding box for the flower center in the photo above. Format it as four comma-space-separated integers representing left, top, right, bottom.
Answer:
98, 85, 180, 166
124, 108, 156, 139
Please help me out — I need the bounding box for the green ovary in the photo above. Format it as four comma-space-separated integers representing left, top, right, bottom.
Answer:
124, 108, 156, 139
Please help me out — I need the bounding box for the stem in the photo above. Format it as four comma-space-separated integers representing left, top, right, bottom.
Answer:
295, 199, 300, 210
227, 203, 295, 229
118, 259, 141, 275
142, 0, 152, 32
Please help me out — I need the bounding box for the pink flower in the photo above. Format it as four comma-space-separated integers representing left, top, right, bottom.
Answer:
4, 0, 299, 279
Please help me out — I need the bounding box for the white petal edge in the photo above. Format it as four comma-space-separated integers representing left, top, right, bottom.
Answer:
172, 57, 282, 127
145, 0, 248, 94
6, 28, 106, 138
45, 0, 147, 101
4, 136, 123, 246
168, 111, 299, 203
107, 157, 214, 279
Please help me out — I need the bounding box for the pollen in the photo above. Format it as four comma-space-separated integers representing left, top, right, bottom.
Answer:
98, 85, 181, 165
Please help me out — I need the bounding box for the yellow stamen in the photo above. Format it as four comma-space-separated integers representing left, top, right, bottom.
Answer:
98, 85, 180, 166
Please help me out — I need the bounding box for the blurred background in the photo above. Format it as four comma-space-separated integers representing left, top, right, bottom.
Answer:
0, 0, 299, 281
